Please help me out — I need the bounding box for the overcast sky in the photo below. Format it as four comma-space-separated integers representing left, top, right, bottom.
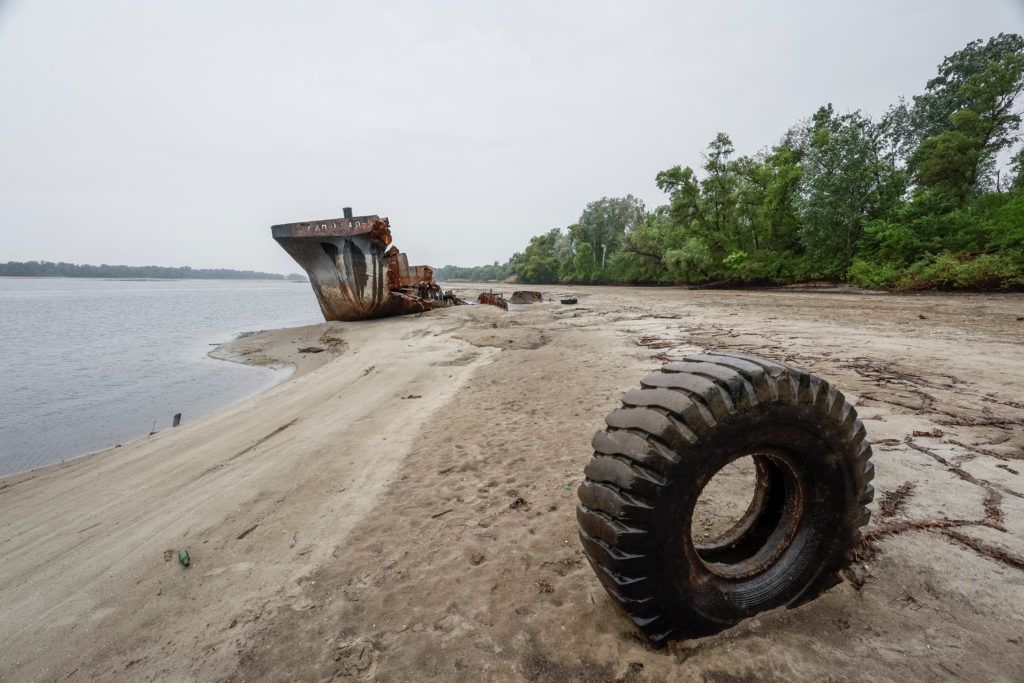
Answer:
1, 1, 1022, 274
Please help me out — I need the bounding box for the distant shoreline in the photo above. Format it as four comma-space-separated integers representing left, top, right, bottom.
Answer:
0, 260, 305, 281
0, 274, 308, 282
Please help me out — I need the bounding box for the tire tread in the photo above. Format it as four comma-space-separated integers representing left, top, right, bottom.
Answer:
579, 351, 874, 644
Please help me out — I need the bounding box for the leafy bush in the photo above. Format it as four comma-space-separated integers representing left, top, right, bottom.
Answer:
606, 251, 668, 284
847, 259, 903, 288
722, 250, 749, 276
989, 193, 1024, 250
898, 252, 1023, 290
664, 237, 713, 282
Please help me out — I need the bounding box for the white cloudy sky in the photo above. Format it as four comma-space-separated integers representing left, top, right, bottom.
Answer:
1, 1, 1022, 273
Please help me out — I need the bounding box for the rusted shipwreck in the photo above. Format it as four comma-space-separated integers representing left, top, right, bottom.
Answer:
476, 290, 544, 310
272, 208, 461, 321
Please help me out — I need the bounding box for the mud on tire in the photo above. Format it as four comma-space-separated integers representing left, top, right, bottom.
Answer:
577, 352, 874, 644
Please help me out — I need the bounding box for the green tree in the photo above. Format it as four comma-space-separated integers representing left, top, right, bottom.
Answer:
616, 207, 685, 282
655, 165, 702, 230
664, 237, 713, 282
760, 141, 805, 250
570, 242, 599, 281
489, 34, 1024, 292
1010, 147, 1024, 191
567, 196, 647, 275
914, 43, 1024, 203
510, 229, 563, 283
796, 105, 904, 273
701, 133, 739, 245
911, 33, 1024, 144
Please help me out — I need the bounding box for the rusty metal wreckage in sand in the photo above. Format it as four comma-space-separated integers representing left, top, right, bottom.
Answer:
271, 208, 567, 320
271, 207, 462, 322
272, 208, 875, 645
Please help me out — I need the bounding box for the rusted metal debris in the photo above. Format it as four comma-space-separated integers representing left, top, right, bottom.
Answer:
477, 291, 509, 310
509, 291, 542, 304
271, 207, 463, 321
478, 290, 544, 309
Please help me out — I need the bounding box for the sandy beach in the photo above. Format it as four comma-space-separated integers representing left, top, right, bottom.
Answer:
1, 285, 1023, 681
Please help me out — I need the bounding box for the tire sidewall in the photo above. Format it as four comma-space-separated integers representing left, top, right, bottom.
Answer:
653, 404, 860, 630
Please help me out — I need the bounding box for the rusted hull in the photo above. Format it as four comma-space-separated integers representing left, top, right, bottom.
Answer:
477, 292, 509, 310
272, 209, 461, 322
273, 234, 392, 321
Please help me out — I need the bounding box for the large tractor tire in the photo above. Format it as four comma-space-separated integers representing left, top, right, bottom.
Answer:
577, 352, 874, 644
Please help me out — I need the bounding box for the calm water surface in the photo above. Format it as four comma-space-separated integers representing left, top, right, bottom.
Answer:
0, 278, 322, 476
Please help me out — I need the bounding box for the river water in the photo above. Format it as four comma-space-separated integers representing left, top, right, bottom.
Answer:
0, 278, 322, 477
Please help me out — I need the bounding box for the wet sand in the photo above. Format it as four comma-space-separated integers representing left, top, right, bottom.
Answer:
1, 286, 1022, 681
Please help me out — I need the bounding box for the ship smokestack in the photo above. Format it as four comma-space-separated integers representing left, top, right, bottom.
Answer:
343, 207, 353, 219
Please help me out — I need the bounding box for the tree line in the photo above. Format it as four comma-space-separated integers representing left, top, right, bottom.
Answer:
434, 262, 511, 282
0, 261, 306, 281
457, 35, 1024, 290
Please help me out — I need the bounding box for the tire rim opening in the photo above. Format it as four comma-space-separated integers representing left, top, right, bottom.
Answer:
692, 455, 758, 545
691, 451, 804, 578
